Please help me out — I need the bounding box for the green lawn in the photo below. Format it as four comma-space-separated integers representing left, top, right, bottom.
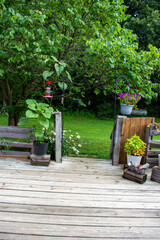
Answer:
63, 114, 113, 159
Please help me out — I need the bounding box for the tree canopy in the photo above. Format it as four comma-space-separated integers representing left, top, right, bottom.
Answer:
0, 0, 159, 125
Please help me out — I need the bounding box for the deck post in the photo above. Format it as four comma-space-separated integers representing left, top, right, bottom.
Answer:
53, 112, 62, 163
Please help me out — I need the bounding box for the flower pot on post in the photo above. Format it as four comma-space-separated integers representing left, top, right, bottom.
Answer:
120, 103, 133, 115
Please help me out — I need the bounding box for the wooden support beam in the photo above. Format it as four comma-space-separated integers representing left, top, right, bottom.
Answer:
53, 112, 62, 163
112, 116, 127, 166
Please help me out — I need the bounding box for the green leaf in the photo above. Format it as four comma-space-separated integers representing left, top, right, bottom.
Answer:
42, 70, 54, 80
28, 104, 36, 111
26, 110, 38, 118
58, 82, 68, 90
35, 131, 44, 140
51, 56, 59, 62
55, 63, 64, 76
0, 69, 4, 77
66, 71, 72, 81
26, 99, 37, 105
39, 117, 49, 129
42, 107, 53, 119
18, 117, 28, 126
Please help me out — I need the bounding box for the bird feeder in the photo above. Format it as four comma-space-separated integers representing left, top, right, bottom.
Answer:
43, 87, 53, 98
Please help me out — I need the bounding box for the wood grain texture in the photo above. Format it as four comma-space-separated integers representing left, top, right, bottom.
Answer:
0, 156, 160, 239
119, 117, 155, 164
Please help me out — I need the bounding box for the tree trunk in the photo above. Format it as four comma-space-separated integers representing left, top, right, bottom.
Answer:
8, 113, 20, 126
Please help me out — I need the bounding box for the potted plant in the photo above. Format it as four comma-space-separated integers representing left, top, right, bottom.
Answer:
18, 99, 54, 155
124, 134, 146, 166
118, 93, 141, 115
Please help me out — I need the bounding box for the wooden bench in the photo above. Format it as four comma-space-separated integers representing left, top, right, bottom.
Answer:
0, 112, 62, 162
0, 126, 34, 158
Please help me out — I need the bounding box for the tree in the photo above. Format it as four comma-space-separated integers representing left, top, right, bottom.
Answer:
123, 0, 160, 50
0, 0, 159, 125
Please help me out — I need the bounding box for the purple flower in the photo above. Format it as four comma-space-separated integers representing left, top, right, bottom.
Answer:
127, 93, 130, 97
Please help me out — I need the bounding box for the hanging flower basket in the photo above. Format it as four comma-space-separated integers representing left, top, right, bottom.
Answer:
120, 103, 133, 115
118, 93, 141, 115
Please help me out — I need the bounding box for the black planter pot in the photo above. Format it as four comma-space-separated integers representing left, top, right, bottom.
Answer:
33, 141, 49, 155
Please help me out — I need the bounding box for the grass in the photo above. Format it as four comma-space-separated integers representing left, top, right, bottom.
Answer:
1, 113, 160, 159
63, 113, 113, 159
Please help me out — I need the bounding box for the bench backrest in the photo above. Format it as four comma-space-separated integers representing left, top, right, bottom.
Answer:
0, 126, 33, 139
0, 126, 34, 158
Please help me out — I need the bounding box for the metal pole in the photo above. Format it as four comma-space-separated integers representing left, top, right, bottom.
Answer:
114, 76, 128, 126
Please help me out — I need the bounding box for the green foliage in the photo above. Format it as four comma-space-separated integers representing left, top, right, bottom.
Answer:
123, 0, 160, 50
0, 136, 13, 151
0, 0, 160, 125
18, 99, 54, 141
124, 134, 146, 156
96, 102, 114, 119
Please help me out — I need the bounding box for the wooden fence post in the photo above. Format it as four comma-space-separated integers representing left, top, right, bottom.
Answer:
112, 116, 127, 166
53, 112, 62, 163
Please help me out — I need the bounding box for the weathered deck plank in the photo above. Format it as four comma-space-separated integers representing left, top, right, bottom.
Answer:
0, 156, 160, 239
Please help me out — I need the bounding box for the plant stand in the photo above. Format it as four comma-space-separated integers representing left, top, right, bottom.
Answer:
123, 169, 147, 184
30, 154, 50, 166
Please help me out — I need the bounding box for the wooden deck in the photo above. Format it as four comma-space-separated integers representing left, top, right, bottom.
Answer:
0, 156, 160, 239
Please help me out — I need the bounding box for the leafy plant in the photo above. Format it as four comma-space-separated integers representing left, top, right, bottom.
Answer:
18, 99, 54, 142
0, 137, 13, 151
124, 134, 146, 156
